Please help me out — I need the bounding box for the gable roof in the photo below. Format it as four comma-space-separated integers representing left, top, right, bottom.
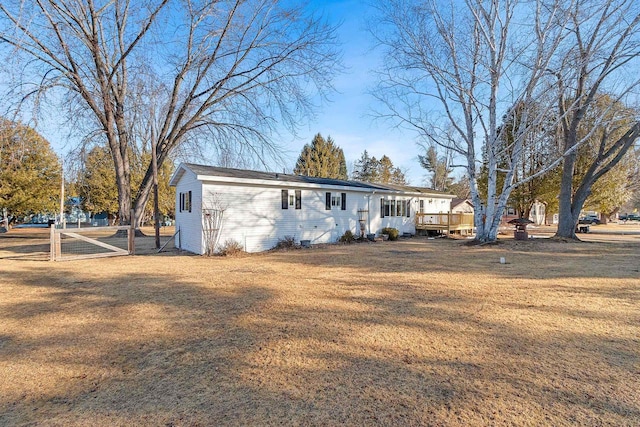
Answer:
451, 198, 474, 209
170, 163, 455, 198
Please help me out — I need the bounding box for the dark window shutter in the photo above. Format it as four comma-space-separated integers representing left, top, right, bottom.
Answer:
179, 193, 184, 212
341, 193, 346, 210
295, 190, 301, 209
188, 191, 192, 212
282, 189, 288, 209
325, 192, 331, 210
380, 198, 384, 218
406, 200, 410, 217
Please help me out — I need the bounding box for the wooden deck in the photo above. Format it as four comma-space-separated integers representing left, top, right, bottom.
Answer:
415, 213, 475, 233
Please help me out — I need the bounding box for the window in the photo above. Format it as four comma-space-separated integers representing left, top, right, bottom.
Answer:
327, 192, 346, 210
282, 190, 288, 209
289, 194, 295, 206
179, 191, 192, 213
397, 200, 403, 217
419, 200, 424, 213
295, 190, 301, 210
384, 200, 390, 217
390, 200, 396, 217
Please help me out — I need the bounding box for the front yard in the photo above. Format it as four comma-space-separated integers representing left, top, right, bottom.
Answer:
0, 231, 639, 426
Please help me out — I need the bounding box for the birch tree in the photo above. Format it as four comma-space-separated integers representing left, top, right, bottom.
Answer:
0, 0, 340, 226
372, 0, 567, 242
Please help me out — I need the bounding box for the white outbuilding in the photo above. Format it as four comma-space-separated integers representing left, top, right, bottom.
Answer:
169, 163, 455, 254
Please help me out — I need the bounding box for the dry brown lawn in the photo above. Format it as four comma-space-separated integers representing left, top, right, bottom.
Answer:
1, 226, 639, 426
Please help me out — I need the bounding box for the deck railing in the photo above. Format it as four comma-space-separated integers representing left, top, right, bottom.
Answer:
415, 212, 475, 229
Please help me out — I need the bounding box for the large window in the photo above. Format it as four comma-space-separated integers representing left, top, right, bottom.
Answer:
380, 198, 409, 218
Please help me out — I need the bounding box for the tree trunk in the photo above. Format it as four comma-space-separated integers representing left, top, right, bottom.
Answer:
555, 152, 579, 239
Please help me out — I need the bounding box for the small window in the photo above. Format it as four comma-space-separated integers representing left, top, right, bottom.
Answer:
390, 200, 396, 217
183, 191, 191, 213
384, 200, 390, 217
397, 200, 402, 217
419, 200, 424, 213
289, 194, 295, 206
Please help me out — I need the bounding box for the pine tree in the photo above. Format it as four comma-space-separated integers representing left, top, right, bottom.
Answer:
352, 150, 379, 182
353, 151, 407, 184
294, 134, 348, 179
418, 146, 454, 191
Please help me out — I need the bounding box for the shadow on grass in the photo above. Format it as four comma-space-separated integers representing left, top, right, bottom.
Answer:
1, 256, 638, 425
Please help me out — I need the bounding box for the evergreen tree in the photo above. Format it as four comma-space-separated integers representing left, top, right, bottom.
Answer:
353, 151, 407, 184
418, 146, 454, 191
0, 118, 61, 223
294, 134, 348, 179
352, 150, 379, 182
378, 155, 408, 185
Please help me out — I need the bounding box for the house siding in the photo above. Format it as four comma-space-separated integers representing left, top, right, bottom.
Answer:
201, 183, 370, 252
174, 169, 203, 254
171, 164, 456, 254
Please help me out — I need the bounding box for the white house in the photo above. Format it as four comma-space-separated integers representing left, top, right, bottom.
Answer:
169, 163, 455, 254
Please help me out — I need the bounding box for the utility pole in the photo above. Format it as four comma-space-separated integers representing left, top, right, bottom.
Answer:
59, 160, 65, 229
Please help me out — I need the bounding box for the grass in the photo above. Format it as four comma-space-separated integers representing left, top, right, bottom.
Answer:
0, 225, 639, 426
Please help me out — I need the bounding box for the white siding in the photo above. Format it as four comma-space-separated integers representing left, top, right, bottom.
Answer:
172, 164, 456, 254
200, 184, 371, 253
174, 169, 203, 254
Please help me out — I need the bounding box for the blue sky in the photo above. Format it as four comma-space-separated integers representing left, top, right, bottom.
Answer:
285, 0, 427, 184
19, 0, 429, 185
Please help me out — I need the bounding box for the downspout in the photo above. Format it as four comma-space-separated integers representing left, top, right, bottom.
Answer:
368, 191, 376, 234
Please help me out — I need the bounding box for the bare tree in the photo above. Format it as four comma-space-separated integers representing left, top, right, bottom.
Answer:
202, 194, 228, 256
372, 0, 640, 242
551, 0, 640, 238
0, 0, 340, 226
371, 0, 567, 242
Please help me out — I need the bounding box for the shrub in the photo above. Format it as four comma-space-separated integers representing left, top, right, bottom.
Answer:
274, 235, 297, 249
218, 239, 244, 256
339, 230, 355, 243
381, 227, 399, 241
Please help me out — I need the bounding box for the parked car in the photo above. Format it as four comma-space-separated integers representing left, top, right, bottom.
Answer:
620, 213, 640, 221
578, 215, 601, 225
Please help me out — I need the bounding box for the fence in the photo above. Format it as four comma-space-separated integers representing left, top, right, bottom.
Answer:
50, 225, 134, 261
415, 212, 475, 232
